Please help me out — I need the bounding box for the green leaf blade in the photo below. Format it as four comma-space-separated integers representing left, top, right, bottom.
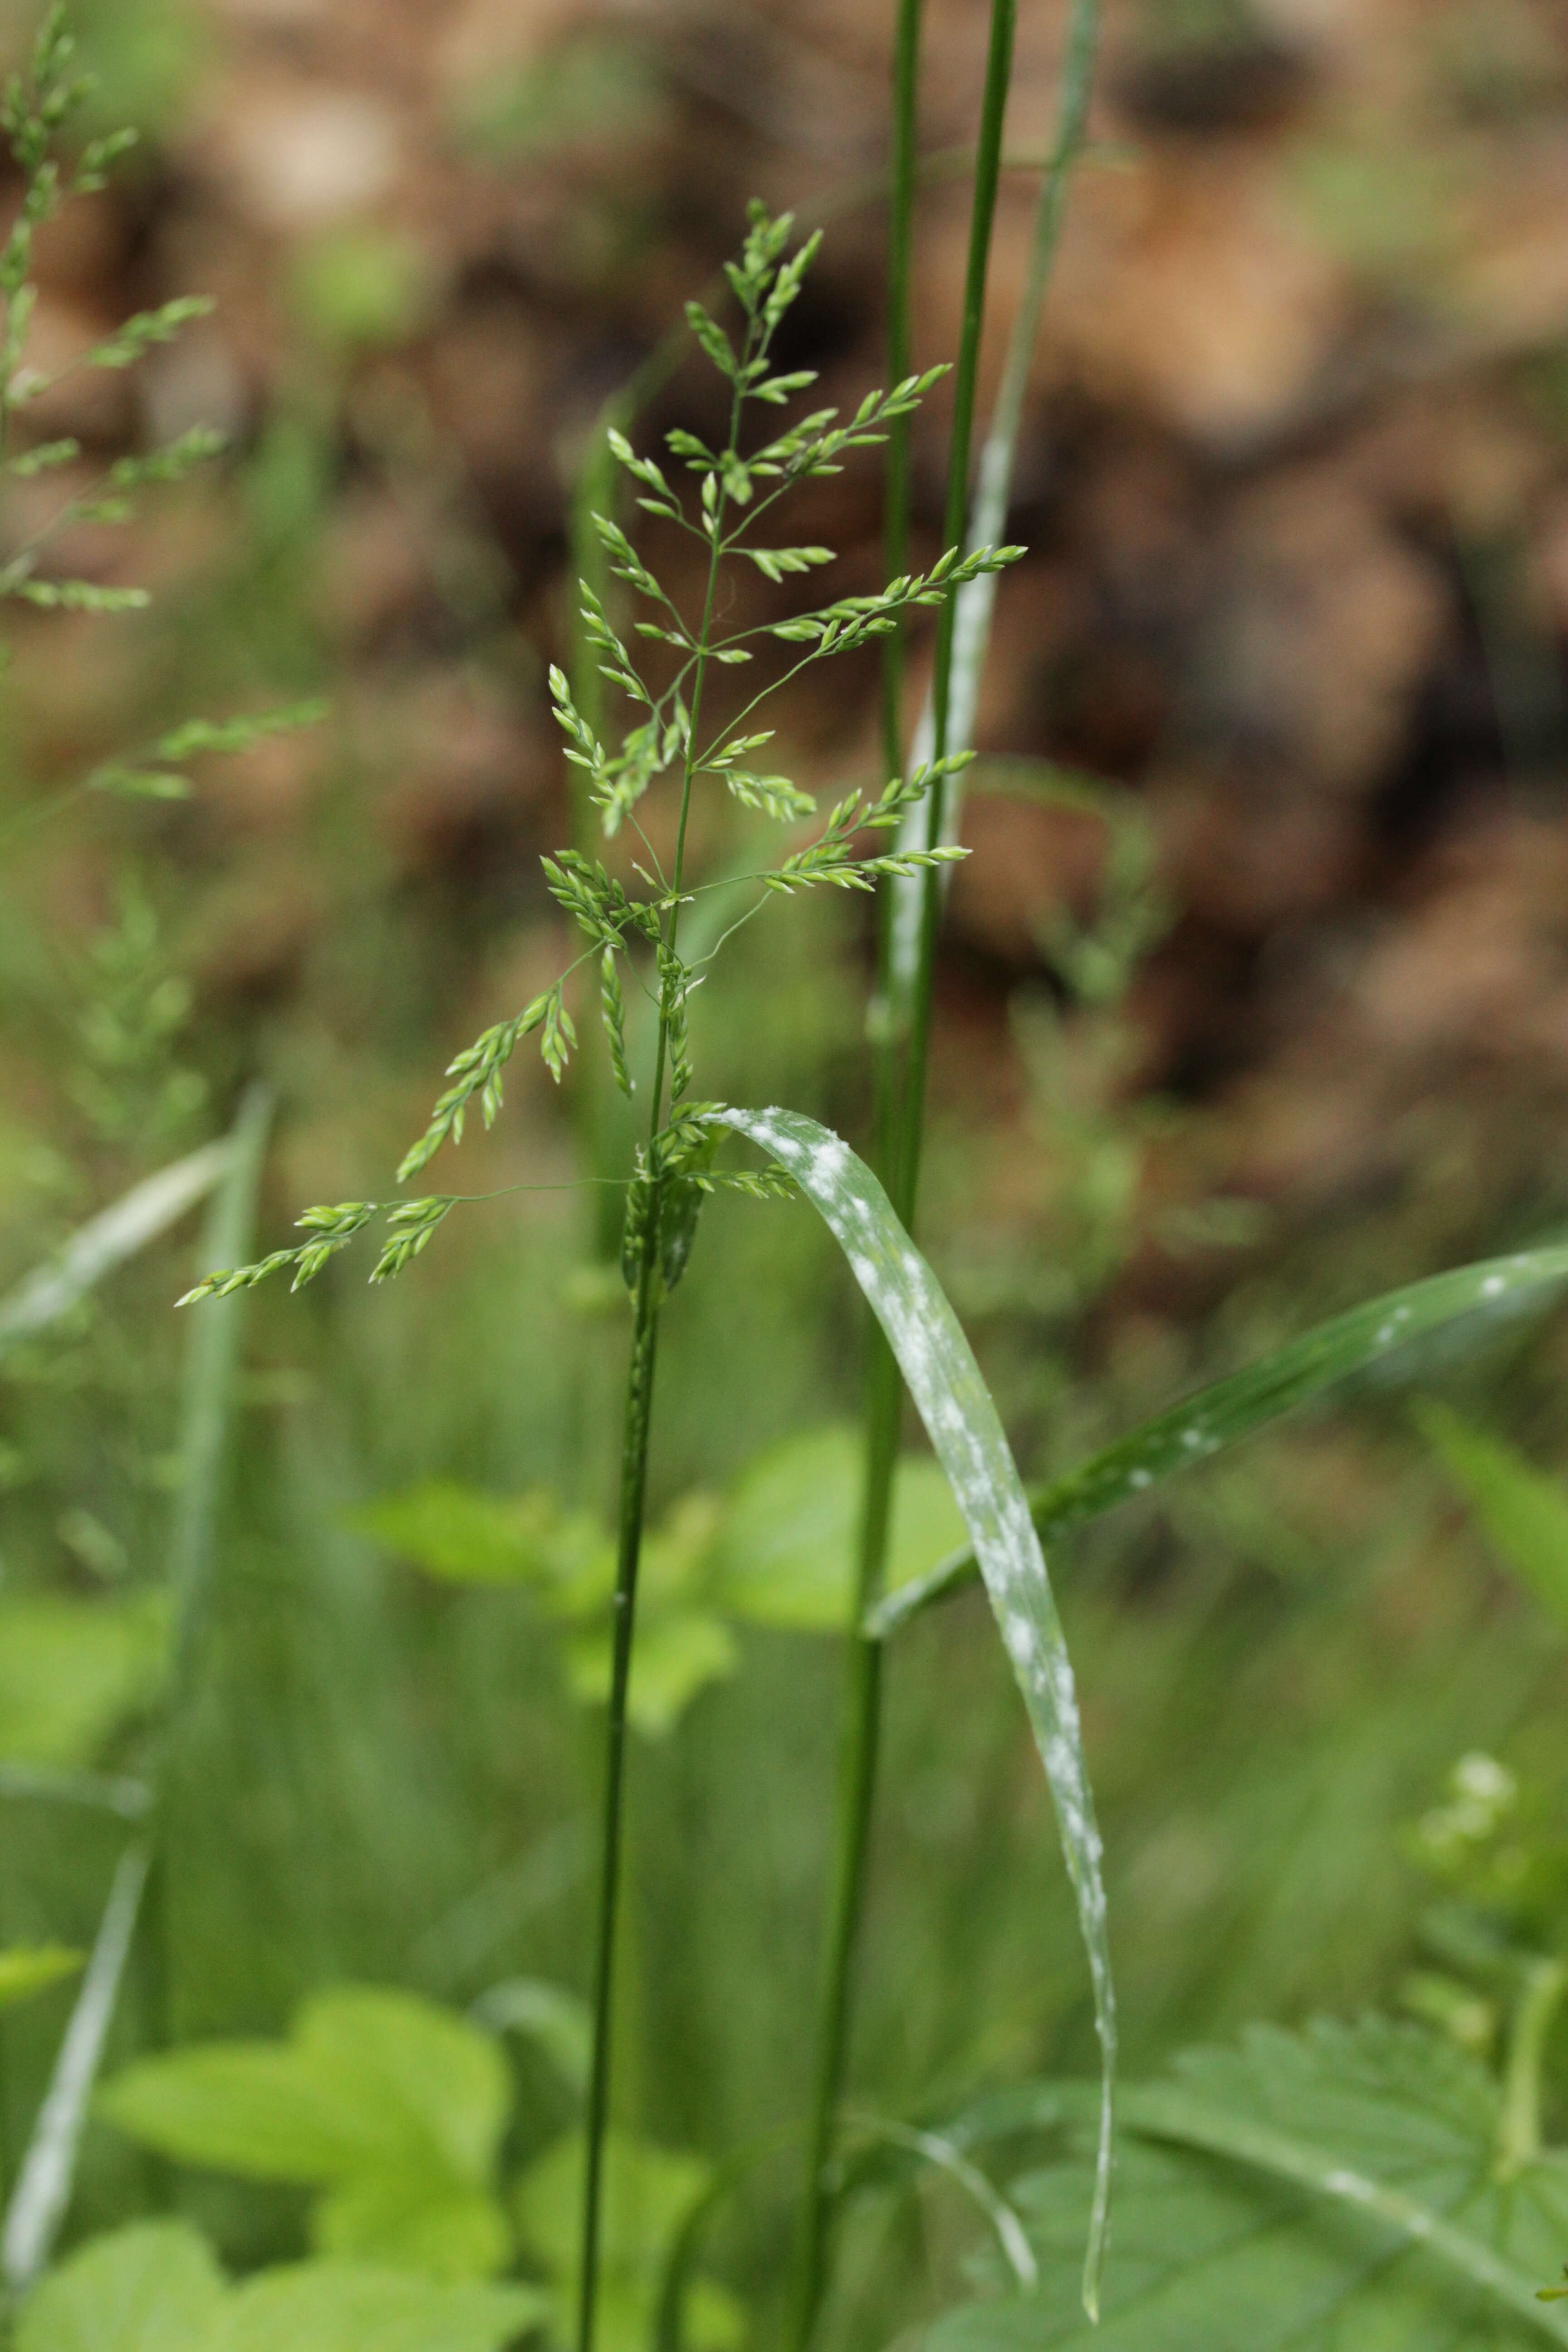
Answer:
872, 1240, 1568, 1639
98, 1988, 514, 2280
216, 2263, 548, 2352
13, 2219, 545, 2352
710, 1424, 965, 1631
713, 1105, 1114, 2314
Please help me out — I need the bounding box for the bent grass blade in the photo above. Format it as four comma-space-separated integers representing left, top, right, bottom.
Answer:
1, 1842, 151, 2292
843, 2113, 1038, 2290
714, 1106, 1114, 2317
0, 1138, 236, 1351
870, 1239, 1568, 1640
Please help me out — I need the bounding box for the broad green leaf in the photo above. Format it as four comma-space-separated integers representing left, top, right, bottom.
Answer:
1419, 1405, 1568, 1632
0, 1597, 167, 1767
518, 2133, 743, 2352
927, 2019, 1568, 2352
294, 1988, 509, 2186
214, 2262, 548, 2352
566, 1610, 737, 1737
356, 1483, 714, 1619
351, 1483, 569, 1587
99, 1987, 513, 2280
310, 2173, 511, 2283
713, 1106, 1113, 2314
14, 2220, 545, 2352
98, 2041, 355, 2181
16, 2219, 224, 2352
360, 1486, 727, 1730
710, 1425, 966, 1630
872, 1239, 1568, 1639
0, 1948, 80, 2009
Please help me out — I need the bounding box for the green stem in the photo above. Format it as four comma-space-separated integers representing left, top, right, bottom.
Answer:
1497, 1957, 1568, 2181
790, 3, 1022, 2342
788, 2, 926, 2341
577, 1269, 660, 2352
899, 0, 1019, 1224
575, 360, 743, 2352
789, 1345, 900, 2349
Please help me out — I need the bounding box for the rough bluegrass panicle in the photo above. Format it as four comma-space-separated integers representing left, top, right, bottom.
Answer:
179, 203, 1025, 2352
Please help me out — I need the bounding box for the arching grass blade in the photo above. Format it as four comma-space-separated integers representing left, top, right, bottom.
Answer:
715, 1106, 1113, 2318
0, 1842, 150, 2292
870, 1239, 1568, 1641
0, 1139, 235, 1353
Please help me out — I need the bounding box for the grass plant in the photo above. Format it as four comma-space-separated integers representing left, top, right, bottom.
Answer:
9, 6, 1568, 2348
177, 206, 1102, 2352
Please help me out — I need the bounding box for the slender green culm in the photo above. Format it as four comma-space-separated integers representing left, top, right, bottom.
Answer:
794, 0, 1043, 2339
900, 0, 1020, 1221
182, 204, 1023, 2352
885, 0, 1101, 1004
788, 5, 924, 2345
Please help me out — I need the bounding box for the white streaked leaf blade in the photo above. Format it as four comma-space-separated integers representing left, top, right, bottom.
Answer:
872, 1237, 1568, 1639
713, 1104, 1114, 2315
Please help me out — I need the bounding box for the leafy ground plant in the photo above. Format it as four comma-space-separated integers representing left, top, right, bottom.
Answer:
177, 206, 1121, 2352
907, 1707, 1568, 2348
915, 2013, 1568, 2351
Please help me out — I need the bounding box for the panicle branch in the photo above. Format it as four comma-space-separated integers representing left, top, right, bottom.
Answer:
181, 206, 1026, 1306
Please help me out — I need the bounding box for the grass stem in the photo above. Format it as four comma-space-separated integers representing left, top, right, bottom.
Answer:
576, 1283, 660, 2352
900, 0, 1019, 1214
787, 0, 926, 2337
576, 357, 745, 2352
791, 0, 1067, 2338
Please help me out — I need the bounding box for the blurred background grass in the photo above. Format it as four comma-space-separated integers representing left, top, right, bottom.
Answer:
6, 0, 1568, 2338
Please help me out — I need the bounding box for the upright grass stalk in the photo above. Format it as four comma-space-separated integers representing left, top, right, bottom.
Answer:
794, 2, 1105, 2340
187, 212, 1009, 2352
898, 0, 1018, 1205
576, 360, 748, 2352
788, 5, 924, 2344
